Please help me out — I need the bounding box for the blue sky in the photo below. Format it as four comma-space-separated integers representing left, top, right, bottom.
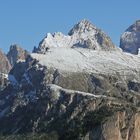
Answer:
0, 0, 140, 53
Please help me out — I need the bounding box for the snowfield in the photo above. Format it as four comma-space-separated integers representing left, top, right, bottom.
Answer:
31, 47, 140, 75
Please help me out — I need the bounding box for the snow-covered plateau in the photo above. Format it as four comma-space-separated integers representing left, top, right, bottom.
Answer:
31, 47, 140, 75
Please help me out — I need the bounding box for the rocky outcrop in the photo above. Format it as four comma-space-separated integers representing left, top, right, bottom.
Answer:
7, 44, 29, 66
87, 111, 140, 140
120, 20, 140, 54
0, 45, 28, 91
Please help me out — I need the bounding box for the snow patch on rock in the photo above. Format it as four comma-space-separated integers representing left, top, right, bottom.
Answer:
47, 84, 106, 98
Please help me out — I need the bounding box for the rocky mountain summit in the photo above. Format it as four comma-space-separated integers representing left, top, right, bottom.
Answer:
7, 44, 29, 66
0, 19, 140, 140
120, 20, 140, 54
35, 19, 116, 54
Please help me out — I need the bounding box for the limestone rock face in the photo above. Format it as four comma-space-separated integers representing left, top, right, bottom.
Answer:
87, 111, 140, 140
120, 20, 140, 54
7, 44, 29, 66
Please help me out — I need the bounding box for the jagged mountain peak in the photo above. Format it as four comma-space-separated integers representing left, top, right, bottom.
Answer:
68, 19, 96, 35
7, 44, 29, 66
35, 19, 116, 53
120, 20, 140, 54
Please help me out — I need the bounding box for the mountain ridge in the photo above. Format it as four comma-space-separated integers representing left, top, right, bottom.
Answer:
0, 19, 140, 140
